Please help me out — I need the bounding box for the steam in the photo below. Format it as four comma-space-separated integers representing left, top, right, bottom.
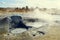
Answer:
23, 8, 60, 28
27, 9, 55, 23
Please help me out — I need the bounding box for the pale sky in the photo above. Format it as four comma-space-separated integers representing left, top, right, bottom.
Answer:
0, 0, 60, 8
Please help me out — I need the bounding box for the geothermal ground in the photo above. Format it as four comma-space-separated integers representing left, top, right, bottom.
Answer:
0, 9, 60, 40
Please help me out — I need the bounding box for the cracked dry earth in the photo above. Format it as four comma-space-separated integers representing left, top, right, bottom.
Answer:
0, 24, 60, 40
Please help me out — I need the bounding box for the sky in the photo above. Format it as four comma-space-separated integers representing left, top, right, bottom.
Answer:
0, 0, 60, 8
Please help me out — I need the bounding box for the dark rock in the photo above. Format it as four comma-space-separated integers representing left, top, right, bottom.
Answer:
10, 16, 32, 30
37, 31, 45, 35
